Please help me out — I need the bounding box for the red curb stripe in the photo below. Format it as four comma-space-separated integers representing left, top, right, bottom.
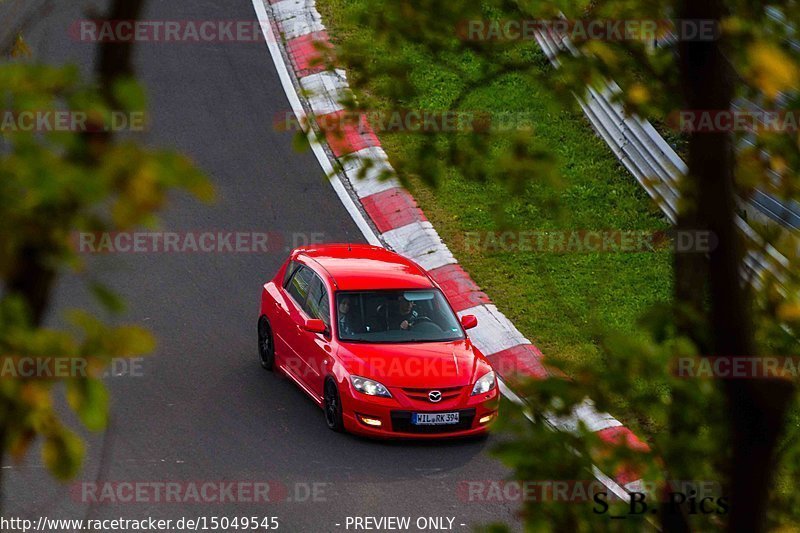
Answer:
360, 187, 427, 233
596, 427, 648, 486
596, 426, 651, 453
487, 344, 550, 381
613, 464, 644, 487
286, 31, 333, 77
428, 264, 491, 313
316, 110, 380, 158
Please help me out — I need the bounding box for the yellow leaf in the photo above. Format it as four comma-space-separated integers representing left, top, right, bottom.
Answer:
42, 430, 84, 480
777, 302, 800, 322
628, 83, 650, 105
129, 164, 159, 206
770, 156, 788, 174
719, 17, 743, 36
584, 41, 619, 69
747, 43, 799, 99
9, 430, 35, 461
10, 34, 31, 59
20, 382, 51, 409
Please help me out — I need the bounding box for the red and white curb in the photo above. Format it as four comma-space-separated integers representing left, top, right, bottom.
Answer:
252, 0, 648, 499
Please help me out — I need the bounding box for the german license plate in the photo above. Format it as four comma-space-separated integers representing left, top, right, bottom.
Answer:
412, 412, 459, 425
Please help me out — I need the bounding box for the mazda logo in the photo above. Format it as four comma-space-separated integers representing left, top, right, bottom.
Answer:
428, 390, 442, 403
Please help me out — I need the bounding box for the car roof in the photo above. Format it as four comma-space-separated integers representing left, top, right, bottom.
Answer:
295, 244, 435, 291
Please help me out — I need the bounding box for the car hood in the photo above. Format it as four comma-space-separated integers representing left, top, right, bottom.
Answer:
336, 339, 488, 388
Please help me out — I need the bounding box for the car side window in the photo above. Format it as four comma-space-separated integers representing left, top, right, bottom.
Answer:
282, 260, 300, 288
285, 265, 314, 309
305, 275, 330, 326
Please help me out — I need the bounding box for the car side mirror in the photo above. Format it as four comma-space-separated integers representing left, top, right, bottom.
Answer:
461, 314, 478, 330
303, 318, 327, 334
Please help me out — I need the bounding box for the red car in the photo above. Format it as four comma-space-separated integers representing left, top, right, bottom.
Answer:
258, 244, 499, 438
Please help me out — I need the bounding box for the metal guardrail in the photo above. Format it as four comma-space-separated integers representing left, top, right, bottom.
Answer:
653, 8, 800, 232
532, 27, 793, 290
655, 10, 800, 232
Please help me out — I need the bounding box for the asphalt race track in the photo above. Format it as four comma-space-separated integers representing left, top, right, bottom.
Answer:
1, 1, 520, 530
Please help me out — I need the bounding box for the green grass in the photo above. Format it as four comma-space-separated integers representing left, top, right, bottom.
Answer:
316, 0, 673, 373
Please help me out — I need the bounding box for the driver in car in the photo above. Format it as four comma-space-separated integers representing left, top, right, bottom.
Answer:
338, 296, 363, 336
390, 297, 419, 330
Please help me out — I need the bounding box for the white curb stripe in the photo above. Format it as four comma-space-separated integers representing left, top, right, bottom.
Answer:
299, 70, 349, 116
498, 377, 525, 405
623, 479, 646, 493
252, 0, 381, 247
342, 147, 401, 198
546, 398, 622, 434
457, 305, 530, 356
501, 379, 640, 509
381, 221, 458, 271
271, 0, 325, 39
591, 466, 636, 503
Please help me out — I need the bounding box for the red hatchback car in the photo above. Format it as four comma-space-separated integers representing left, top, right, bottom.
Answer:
258, 244, 499, 438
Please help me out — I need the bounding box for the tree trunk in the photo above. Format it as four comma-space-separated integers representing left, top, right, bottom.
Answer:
1, 0, 148, 517
676, 0, 795, 531
5, 246, 56, 327
98, 0, 146, 92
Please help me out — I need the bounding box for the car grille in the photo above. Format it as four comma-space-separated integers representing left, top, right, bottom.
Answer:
401, 386, 463, 403
390, 409, 476, 434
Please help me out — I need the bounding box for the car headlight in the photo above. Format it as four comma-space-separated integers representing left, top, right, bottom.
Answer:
350, 375, 392, 398
471, 371, 496, 395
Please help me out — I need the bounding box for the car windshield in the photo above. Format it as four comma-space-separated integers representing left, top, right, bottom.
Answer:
334, 289, 464, 343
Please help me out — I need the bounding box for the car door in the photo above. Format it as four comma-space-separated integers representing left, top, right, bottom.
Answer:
269, 260, 300, 360
279, 263, 315, 381
295, 272, 333, 396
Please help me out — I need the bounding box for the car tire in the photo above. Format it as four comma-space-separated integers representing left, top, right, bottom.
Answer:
324, 378, 345, 432
258, 316, 274, 371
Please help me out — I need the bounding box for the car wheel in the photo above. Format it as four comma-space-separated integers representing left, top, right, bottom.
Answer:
324, 378, 344, 432
257, 316, 274, 370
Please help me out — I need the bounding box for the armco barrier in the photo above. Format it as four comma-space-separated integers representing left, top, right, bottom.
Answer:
532, 22, 794, 292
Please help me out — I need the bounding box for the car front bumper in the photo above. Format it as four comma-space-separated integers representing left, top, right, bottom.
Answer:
339, 383, 500, 438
